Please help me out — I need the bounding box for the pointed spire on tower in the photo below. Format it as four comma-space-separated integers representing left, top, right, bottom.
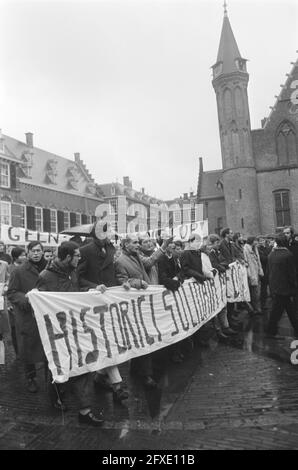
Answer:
212, 4, 247, 77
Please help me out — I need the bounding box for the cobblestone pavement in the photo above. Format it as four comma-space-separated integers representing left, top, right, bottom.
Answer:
1, 306, 298, 450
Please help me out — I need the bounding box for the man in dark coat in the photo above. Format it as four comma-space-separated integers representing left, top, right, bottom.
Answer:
78, 220, 128, 403
180, 234, 207, 283
158, 241, 185, 363
258, 237, 272, 308
283, 226, 298, 314
218, 228, 237, 266
267, 234, 298, 338
37, 241, 104, 426
78, 222, 117, 287
7, 241, 47, 392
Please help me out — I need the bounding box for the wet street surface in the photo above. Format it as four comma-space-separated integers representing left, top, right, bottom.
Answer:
1, 305, 298, 450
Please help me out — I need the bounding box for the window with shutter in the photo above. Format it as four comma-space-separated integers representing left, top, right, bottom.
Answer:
26, 206, 35, 230
10, 163, 17, 189
35, 207, 43, 232
57, 211, 64, 232
11, 203, 20, 227
43, 208, 51, 232
70, 212, 77, 227
0, 162, 10, 188
19, 204, 26, 228
81, 214, 87, 224
0, 201, 11, 225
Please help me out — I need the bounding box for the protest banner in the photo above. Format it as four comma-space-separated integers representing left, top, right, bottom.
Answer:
116, 220, 209, 243
0, 225, 70, 247
27, 262, 250, 383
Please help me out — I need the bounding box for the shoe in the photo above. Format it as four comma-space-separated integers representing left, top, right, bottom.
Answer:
78, 411, 105, 426
27, 378, 38, 393
142, 376, 157, 389
222, 327, 238, 336
52, 399, 68, 412
93, 374, 113, 392
113, 388, 129, 403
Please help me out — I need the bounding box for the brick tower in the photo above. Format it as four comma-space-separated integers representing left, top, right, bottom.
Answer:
211, 4, 260, 235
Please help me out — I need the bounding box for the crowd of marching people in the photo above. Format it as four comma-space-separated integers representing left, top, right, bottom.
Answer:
1, 224, 298, 426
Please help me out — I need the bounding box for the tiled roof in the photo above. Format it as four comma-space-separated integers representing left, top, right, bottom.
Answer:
198, 169, 224, 199
3, 134, 99, 197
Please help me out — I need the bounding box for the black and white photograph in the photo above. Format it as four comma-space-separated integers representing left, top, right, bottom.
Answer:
0, 0, 298, 453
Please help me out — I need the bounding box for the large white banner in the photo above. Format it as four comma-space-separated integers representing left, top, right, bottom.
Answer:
27, 262, 250, 383
123, 220, 209, 242
0, 225, 70, 247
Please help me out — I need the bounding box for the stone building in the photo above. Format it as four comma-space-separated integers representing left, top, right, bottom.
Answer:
98, 177, 203, 235
197, 8, 298, 236
0, 131, 103, 234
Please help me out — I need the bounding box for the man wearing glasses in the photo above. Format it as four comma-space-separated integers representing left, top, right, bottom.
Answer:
37, 241, 105, 426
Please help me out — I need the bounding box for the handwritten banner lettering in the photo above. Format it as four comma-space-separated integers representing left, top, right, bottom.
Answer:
27, 262, 250, 383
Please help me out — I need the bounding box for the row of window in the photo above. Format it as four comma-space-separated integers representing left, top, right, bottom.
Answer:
0, 201, 95, 233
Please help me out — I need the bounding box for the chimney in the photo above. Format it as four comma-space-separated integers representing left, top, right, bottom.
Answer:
123, 176, 130, 187
183, 192, 188, 200
74, 152, 80, 162
190, 191, 194, 197
141, 187, 145, 194
25, 132, 33, 147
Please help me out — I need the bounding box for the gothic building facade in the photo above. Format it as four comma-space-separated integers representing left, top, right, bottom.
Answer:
197, 9, 298, 236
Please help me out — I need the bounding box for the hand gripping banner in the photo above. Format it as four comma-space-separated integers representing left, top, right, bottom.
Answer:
27, 262, 250, 383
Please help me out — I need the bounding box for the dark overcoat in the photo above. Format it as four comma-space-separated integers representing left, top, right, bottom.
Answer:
78, 240, 117, 287
6, 259, 47, 363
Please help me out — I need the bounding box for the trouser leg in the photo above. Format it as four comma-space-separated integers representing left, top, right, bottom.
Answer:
284, 297, 298, 335
70, 373, 93, 411
103, 365, 122, 385
227, 302, 235, 323
267, 295, 284, 335
25, 363, 36, 380
130, 354, 153, 378
260, 278, 268, 307
218, 306, 229, 329
249, 284, 261, 312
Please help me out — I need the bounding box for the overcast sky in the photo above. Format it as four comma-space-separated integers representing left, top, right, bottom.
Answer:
1, 0, 298, 200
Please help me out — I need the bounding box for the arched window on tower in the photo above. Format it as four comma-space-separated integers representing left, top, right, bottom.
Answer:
223, 88, 233, 122
276, 121, 298, 165
273, 189, 291, 228
235, 87, 244, 118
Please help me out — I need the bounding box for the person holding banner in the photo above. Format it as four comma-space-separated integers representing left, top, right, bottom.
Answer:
6, 247, 27, 356
206, 234, 238, 338
158, 240, 186, 363
37, 241, 105, 426
7, 241, 47, 393
115, 234, 160, 388
138, 235, 170, 284
180, 234, 207, 284
78, 220, 129, 404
